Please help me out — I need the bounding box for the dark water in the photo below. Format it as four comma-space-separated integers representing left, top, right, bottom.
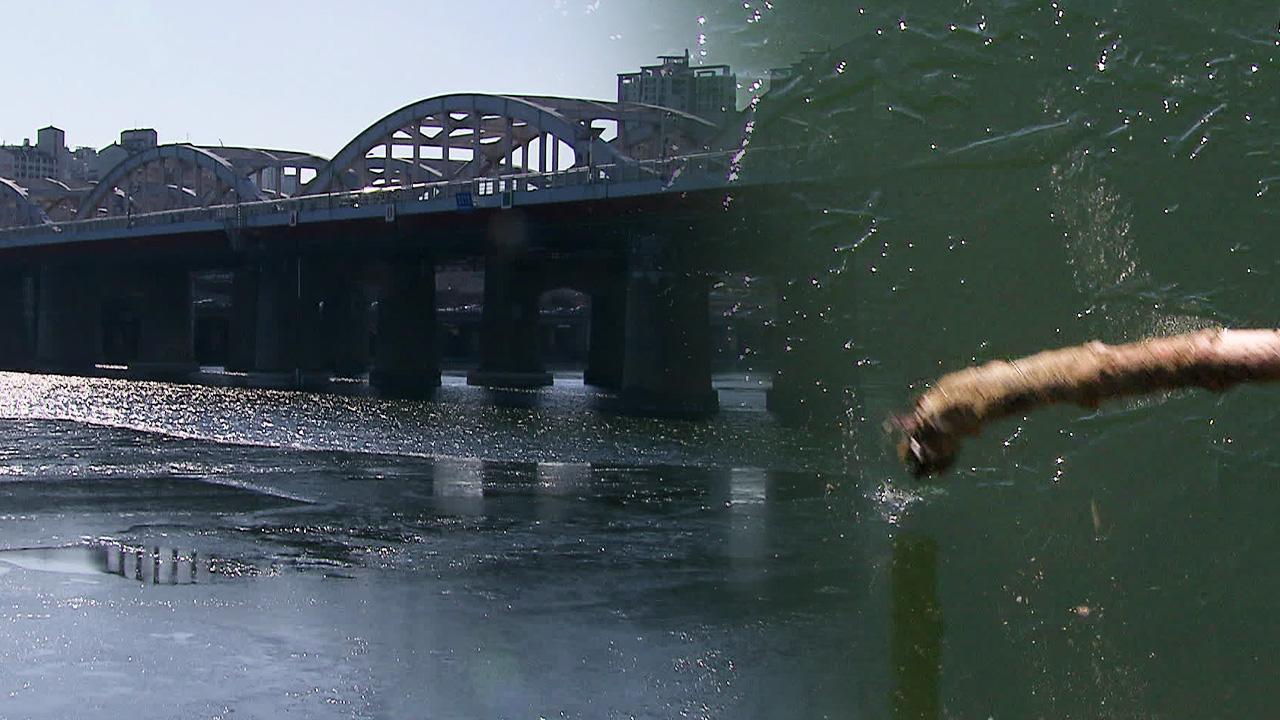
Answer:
715, 1, 1280, 717
4, 2, 1279, 718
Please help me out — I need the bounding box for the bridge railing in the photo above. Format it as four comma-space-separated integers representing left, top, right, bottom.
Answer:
0, 145, 819, 245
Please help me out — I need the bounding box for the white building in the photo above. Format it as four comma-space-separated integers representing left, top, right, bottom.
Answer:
617, 50, 737, 122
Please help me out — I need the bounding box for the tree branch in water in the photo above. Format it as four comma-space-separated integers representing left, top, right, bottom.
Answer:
890, 328, 1280, 478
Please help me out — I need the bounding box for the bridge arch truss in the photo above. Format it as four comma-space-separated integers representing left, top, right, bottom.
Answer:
0, 178, 53, 229
305, 93, 642, 193
78, 144, 268, 219
195, 147, 330, 199
519, 96, 724, 161
302, 93, 725, 196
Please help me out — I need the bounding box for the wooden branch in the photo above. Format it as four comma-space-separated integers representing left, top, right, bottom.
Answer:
891, 329, 1280, 478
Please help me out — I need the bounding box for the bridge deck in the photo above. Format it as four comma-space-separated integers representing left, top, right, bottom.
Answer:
0, 148, 812, 251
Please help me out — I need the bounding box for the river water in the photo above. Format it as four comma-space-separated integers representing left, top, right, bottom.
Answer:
0, 373, 883, 720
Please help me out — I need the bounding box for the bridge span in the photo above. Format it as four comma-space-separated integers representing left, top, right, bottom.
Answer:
0, 142, 821, 417
0, 45, 843, 419
1, 90, 728, 230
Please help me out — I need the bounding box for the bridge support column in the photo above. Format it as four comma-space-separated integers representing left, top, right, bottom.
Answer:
290, 259, 372, 386
226, 266, 260, 372
467, 253, 552, 389
231, 258, 369, 387
0, 266, 36, 370
584, 267, 627, 390
619, 239, 717, 416
294, 260, 335, 388
130, 265, 198, 380
252, 258, 299, 377
371, 257, 439, 397
328, 272, 371, 379
36, 262, 102, 374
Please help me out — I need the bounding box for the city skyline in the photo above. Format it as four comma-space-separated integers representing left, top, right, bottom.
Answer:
2, 1, 771, 158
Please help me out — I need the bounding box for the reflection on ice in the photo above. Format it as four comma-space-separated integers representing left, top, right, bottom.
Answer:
434, 457, 486, 516
102, 541, 200, 584
728, 468, 770, 586
536, 461, 590, 522
0, 540, 202, 584
535, 461, 590, 496
0, 545, 105, 577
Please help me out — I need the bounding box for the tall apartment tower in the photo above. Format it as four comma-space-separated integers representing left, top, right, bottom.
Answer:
617, 50, 736, 122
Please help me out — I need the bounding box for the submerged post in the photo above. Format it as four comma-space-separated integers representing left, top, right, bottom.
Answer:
890, 534, 942, 720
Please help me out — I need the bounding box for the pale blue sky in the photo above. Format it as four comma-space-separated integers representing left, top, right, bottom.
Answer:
1, 0, 772, 157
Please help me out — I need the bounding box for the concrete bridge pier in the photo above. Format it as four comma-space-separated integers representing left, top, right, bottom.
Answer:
468, 253, 552, 389
250, 258, 301, 381
293, 259, 334, 388
293, 258, 370, 388
0, 266, 36, 370
619, 238, 717, 417
36, 261, 103, 374
584, 278, 627, 390
228, 257, 379, 388
226, 266, 261, 373
129, 264, 198, 380
328, 274, 371, 379
370, 257, 439, 397
256, 257, 370, 388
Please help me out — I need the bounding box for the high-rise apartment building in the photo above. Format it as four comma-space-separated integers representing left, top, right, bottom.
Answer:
617, 50, 736, 122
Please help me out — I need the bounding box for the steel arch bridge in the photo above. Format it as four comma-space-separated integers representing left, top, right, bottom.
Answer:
0, 178, 53, 228
505, 94, 723, 160
63, 91, 731, 220
77, 144, 271, 219
302, 92, 723, 193
194, 146, 330, 199
31, 179, 85, 222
